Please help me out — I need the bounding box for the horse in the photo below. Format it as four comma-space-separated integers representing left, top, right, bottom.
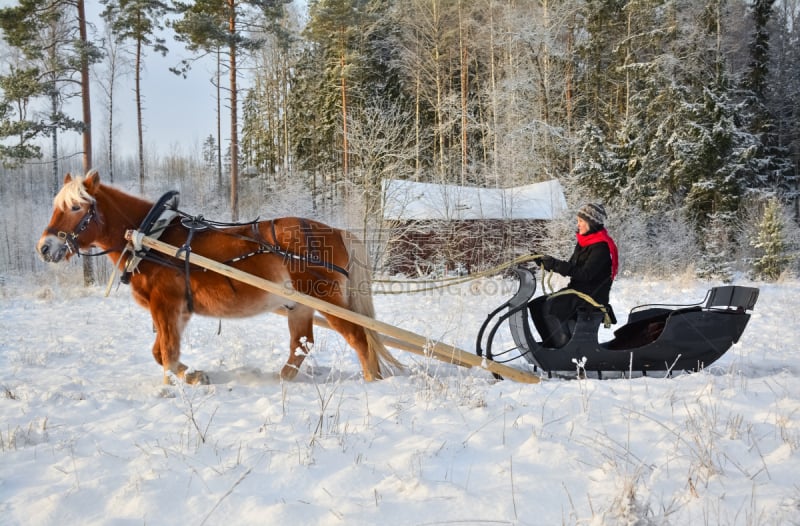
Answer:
37, 170, 401, 384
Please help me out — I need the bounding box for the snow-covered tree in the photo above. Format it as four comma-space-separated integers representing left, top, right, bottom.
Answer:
738, 0, 795, 196
696, 212, 735, 282
751, 196, 794, 280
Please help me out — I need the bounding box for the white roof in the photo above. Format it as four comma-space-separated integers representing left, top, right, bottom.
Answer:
382, 179, 567, 221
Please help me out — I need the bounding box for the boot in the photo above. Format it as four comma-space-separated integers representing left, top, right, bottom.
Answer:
542, 315, 569, 348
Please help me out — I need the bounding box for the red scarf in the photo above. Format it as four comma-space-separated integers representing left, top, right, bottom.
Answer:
576, 228, 619, 280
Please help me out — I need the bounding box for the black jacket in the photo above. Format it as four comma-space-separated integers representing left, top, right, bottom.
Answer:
550, 241, 613, 305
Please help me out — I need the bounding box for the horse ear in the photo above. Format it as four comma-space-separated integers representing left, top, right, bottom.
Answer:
63, 173, 72, 184
85, 170, 100, 193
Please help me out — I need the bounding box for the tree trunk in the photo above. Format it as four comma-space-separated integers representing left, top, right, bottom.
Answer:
77, 0, 94, 286
217, 47, 223, 188
432, 0, 445, 180
488, 0, 498, 183
51, 92, 58, 192
107, 66, 115, 184
228, 1, 239, 221
341, 52, 349, 183
136, 32, 145, 193
459, 0, 467, 185
565, 15, 574, 172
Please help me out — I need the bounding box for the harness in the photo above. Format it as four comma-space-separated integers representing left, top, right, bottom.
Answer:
119, 191, 180, 284
46, 202, 111, 257
119, 191, 350, 312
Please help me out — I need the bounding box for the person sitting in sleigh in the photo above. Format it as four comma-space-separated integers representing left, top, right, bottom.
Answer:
529, 203, 619, 348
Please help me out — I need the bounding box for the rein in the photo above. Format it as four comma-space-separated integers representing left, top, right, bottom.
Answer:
372, 254, 543, 294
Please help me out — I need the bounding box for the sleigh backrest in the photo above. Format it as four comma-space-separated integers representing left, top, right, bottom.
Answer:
704, 286, 759, 312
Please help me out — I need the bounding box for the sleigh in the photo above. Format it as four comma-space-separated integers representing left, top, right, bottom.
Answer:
476, 268, 758, 378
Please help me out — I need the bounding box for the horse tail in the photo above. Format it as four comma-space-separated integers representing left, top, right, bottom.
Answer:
341, 230, 403, 376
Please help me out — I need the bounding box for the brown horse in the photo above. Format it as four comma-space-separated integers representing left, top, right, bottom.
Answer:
37, 170, 400, 384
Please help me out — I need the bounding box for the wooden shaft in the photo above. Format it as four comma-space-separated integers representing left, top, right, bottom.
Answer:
125, 230, 540, 384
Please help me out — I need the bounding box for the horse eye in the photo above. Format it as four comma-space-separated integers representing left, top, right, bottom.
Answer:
71, 204, 82, 212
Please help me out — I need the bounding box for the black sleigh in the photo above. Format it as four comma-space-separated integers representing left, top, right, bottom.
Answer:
476, 268, 759, 378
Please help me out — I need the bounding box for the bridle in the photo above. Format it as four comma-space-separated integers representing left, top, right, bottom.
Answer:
45, 201, 112, 257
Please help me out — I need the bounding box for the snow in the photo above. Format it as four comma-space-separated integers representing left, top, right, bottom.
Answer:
1, 270, 800, 525
381, 179, 567, 221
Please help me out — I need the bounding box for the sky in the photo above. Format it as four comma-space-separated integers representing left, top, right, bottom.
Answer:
88, 3, 229, 159
94, 1, 309, 160
1, 267, 799, 525
108, 41, 221, 157
1, 1, 308, 161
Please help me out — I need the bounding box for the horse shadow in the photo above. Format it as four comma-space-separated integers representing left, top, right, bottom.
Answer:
206, 365, 364, 386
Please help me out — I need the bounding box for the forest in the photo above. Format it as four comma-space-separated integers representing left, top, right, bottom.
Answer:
1, 0, 799, 281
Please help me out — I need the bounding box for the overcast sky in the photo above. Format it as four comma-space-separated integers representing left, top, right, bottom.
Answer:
107, 40, 221, 158
87, 2, 225, 160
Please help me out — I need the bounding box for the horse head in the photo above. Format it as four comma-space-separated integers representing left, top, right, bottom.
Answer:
37, 170, 103, 263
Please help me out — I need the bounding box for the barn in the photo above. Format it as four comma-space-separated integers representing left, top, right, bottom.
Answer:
381, 179, 567, 276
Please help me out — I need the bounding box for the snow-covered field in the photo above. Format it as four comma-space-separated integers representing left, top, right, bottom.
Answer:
1, 269, 799, 525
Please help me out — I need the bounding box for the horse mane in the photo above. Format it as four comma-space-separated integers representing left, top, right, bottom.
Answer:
54, 170, 97, 211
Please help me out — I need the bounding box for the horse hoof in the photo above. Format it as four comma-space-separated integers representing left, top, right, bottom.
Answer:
280, 364, 299, 380
185, 370, 210, 385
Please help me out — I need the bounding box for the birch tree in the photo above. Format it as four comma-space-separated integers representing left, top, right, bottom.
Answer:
95, 6, 133, 183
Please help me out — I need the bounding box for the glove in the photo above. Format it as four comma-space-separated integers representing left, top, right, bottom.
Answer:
539, 255, 556, 271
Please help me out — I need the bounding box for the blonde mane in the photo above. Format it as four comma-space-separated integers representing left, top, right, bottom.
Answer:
54, 171, 96, 211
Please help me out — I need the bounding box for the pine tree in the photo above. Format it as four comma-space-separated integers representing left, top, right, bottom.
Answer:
696, 212, 735, 282
751, 197, 793, 280
677, 86, 755, 224
1, 0, 99, 285
0, 0, 97, 179
571, 121, 624, 202
768, 0, 800, 214
171, 0, 290, 220
292, 1, 384, 180
202, 134, 217, 169
0, 66, 50, 167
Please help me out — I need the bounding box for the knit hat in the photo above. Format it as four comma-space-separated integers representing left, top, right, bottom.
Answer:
577, 203, 607, 228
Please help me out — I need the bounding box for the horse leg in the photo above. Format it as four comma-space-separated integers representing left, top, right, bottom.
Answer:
321, 315, 381, 382
150, 301, 209, 385
280, 304, 315, 380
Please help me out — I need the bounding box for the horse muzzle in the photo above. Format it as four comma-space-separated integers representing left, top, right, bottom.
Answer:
37, 235, 70, 263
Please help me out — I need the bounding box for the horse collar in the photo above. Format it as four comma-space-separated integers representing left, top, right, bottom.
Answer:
120, 191, 181, 284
